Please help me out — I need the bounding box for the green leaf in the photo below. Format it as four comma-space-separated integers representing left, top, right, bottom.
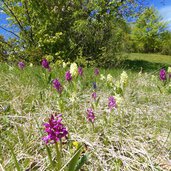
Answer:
157, 85, 162, 94
47, 73, 52, 84
5, 140, 21, 171
75, 154, 88, 171
95, 97, 100, 107
68, 145, 83, 171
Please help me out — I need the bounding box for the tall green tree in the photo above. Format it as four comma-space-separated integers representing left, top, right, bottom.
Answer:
0, 0, 150, 64
0, 35, 7, 61
131, 7, 167, 53
160, 31, 171, 55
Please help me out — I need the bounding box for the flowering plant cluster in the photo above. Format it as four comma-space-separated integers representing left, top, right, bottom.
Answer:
158, 67, 171, 93
159, 67, 171, 81
18, 62, 25, 70
120, 71, 128, 89
107, 74, 113, 86
159, 69, 167, 81
87, 108, 95, 123
94, 68, 99, 76
42, 114, 68, 144
100, 74, 105, 81
42, 58, 51, 71
70, 62, 78, 77
78, 67, 83, 76
65, 71, 72, 82
108, 96, 117, 110
92, 92, 97, 100
53, 79, 63, 94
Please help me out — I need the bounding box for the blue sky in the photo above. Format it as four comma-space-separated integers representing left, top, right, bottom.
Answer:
0, 12, 10, 38
0, 0, 171, 39
151, 0, 171, 30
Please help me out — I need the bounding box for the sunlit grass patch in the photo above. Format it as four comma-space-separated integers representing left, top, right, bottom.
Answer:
128, 53, 171, 65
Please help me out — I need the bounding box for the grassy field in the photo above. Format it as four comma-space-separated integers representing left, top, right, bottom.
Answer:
0, 57, 171, 171
128, 53, 171, 65
121, 53, 171, 72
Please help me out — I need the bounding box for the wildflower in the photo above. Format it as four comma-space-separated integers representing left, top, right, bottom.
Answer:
42, 114, 68, 144
107, 74, 113, 85
108, 96, 117, 110
90, 10, 98, 18
115, 81, 120, 88
87, 108, 95, 123
169, 83, 171, 89
53, 79, 63, 94
29, 63, 33, 67
120, 71, 128, 88
106, 9, 110, 14
72, 141, 79, 149
55, 60, 62, 67
42, 58, 51, 71
65, 71, 72, 82
168, 67, 171, 78
78, 67, 83, 76
18, 62, 25, 69
92, 82, 97, 89
70, 62, 78, 77
46, 55, 54, 62
92, 92, 97, 100
159, 69, 166, 81
100, 74, 105, 81
114, 94, 123, 107
114, 80, 120, 92
94, 68, 99, 76
63, 62, 67, 68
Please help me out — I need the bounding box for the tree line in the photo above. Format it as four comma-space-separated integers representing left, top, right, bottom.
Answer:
0, 0, 170, 66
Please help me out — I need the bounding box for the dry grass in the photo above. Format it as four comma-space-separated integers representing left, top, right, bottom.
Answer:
0, 64, 171, 171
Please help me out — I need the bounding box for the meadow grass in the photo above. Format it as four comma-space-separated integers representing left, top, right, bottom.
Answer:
128, 53, 171, 65
0, 62, 171, 171
121, 53, 171, 73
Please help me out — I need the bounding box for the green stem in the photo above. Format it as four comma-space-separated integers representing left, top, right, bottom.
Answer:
92, 122, 95, 132
55, 142, 62, 170
10, 145, 20, 171
119, 109, 123, 145
4, 139, 20, 171
45, 145, 54, 168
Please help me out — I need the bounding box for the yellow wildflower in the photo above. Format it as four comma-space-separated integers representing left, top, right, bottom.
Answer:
120, 71, 128, 88
62, 62, 67, 68
29, 63, 33, 67
107, 74, 113, 84
100, 74, 105, 81
168, 67, 171, 73
72, 141, 79, 149
115, 94, 123, 107
70, 62, 78, 77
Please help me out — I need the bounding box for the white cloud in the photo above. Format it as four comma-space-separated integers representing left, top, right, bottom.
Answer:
159, 6, 171, 30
